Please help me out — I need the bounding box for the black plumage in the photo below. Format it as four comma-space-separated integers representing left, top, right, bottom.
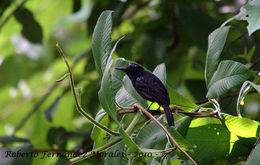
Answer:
115, 63, 174, 126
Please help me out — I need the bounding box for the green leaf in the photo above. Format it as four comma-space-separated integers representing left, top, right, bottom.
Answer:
222, 114, 260, 138
111, 58, 127, 96
119, 128, 141, 155
168, 86, 197, 111
105, 138, 128, 165
235, 1, 260, 35
207, 60, 251, 98
135, 117, 168, 150
115, 86, 137, 108
98, 55, 118, 123
153, 63, 166, 85
248, 81, 260, 93
246, 143, 260, 165
14, 8, 43, 43
92, 10, 113, 77
123, 76, 147, 107
186, 118, 230, 163
91, 109, 109, 149
165, 124, 193, 151
205, 26, 230, 87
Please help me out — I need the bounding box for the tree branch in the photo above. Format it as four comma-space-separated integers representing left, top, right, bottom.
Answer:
119, 105, 219, 119
134, 104, 198, 165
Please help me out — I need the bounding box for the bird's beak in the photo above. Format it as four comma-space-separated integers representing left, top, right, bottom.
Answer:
115, 66, 127, 71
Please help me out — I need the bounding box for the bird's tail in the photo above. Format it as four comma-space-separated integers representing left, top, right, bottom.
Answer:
162, 105, 174, 126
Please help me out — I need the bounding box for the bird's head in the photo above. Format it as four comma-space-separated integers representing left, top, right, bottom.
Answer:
115, 63, 144, 77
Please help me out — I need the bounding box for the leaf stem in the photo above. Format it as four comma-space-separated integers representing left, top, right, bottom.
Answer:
125, 110, 141, 134
56, 43, 119, 136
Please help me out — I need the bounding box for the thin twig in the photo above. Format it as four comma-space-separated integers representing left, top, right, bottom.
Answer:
134, 104, 198, 165
56, 43, 119, 136
0, 0, 27, 30
13, 50, 89, 135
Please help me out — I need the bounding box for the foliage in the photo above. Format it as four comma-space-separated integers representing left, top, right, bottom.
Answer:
0, 0, 260, 165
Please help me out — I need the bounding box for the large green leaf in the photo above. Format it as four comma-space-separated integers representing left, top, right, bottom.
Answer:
135, 117, 168, 150
119, 128, 141, 155
222, 114, 260, 138
186, 118, 230, 163
98, 55, 118, 123
207, 60, 251, 98
235, 1, 260, 36
92, 10, 113, 77
205, 26, 230, 87
246, 143, 260, 165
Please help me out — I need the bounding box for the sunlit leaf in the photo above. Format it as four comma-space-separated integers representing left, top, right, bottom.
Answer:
222, 114, 260, 138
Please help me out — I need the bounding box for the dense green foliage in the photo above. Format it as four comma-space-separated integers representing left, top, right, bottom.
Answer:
0, 0, 260, 165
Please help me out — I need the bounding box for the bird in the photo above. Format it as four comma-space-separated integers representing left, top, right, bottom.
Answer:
115, 63, 174, 126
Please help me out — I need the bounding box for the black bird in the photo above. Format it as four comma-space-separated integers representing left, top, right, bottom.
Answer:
115, 63, 174, 126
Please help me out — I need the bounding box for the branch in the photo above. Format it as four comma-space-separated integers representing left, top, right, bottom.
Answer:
134, 104, 198, 165
56, 43, 119, 136
0, 0, 27, 30
119, 105, 219, 119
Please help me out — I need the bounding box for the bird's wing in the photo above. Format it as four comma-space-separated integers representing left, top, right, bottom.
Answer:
134, 73, 169, 104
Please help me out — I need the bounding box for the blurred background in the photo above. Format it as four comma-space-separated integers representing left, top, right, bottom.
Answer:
0, 0, 260, 164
